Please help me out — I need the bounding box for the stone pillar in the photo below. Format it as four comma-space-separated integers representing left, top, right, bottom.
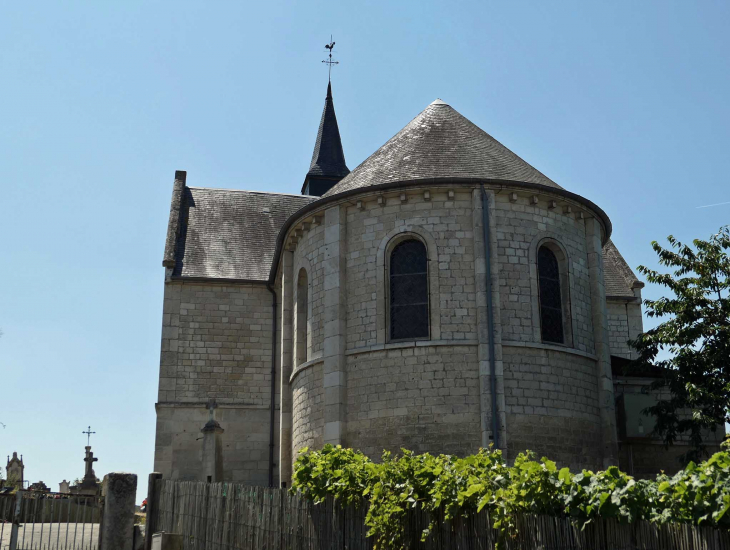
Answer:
144, 473, 162, 550
201, 402, 224, 483
472, 188, 507, 450
279, 250, 295, 485
626, 285, 645, 360
100, 472, 137, 550
585, 217, 619, 467
79, 446, 99, 495
322, 205, 347, 445
9, 491, 21, 549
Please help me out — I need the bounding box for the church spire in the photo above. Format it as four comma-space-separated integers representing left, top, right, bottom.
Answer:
301, 43, 350, 196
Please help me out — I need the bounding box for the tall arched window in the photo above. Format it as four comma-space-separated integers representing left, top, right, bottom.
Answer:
390, 239, 429, 340
295, 268, 309, 366
537, 246, 565, 344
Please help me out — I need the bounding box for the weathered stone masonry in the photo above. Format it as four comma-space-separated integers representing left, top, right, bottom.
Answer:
279, 184, 617, 476
156, 96, 702, 487
155, 280, 279, 485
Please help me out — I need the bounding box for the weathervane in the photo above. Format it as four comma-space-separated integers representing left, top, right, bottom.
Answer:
322, 36, 338, 82
82, 425, 96, 446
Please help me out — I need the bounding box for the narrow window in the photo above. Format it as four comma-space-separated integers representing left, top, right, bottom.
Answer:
295, 268, 309, 365
538, 246, 564, 344
390, 239, 429, 340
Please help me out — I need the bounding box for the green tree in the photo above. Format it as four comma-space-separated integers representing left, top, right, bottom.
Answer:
629, 226, 730, 460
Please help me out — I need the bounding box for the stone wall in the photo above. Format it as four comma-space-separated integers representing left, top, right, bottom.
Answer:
344, 344, 482, 458
291, 360, 324, 457
281, 183, 616, 473
502, 345, 603, 470
492, 193, 595, 354
154, 405, 277, 485
155, 280, 278, 485
158, 281, 274, 403
292, 222, 326, 361
344, 189, 478, 348
607, 299, 643, 359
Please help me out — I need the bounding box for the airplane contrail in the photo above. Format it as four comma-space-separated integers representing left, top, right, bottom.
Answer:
696, 200, 730, 209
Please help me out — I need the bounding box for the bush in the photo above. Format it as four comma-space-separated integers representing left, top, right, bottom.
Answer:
292, 445, 730, 549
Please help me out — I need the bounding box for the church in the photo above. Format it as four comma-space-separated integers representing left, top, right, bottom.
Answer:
153, 78, 690, 488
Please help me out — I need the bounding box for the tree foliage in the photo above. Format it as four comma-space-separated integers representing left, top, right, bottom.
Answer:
628, 226, 730, 457
292, 445, 730, 549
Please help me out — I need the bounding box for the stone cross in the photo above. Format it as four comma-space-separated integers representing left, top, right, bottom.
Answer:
84, 446, 98, 479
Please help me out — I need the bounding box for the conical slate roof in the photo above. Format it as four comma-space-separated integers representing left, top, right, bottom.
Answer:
323, 99, 559, 197
307, 82, 350, 178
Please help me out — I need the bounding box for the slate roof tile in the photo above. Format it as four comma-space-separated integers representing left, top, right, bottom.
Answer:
172, 188, 315, 281
307, 82, 349, 178
323, 99, 559, 198
603, 240, 643, 298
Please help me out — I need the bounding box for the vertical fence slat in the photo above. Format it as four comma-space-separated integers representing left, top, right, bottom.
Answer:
141, 479, 730, 550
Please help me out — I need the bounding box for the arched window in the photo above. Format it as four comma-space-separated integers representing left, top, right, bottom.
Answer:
537, 246, 565, 344
390, 239, 429, 340
295, 268, 309, 365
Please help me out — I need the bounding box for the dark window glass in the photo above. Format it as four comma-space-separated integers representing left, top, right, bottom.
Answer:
296, 269, 309, 365
538, 246, 564, 344
390, 240, 429, 340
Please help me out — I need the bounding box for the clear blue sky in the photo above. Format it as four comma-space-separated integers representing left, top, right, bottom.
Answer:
1, 1, 728, 503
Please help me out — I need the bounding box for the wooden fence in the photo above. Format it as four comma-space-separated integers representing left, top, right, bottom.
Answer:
149, 479, 730, 550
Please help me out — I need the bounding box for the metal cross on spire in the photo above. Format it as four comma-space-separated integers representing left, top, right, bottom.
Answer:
82, 425, 96, 446
322, 36, 339, 82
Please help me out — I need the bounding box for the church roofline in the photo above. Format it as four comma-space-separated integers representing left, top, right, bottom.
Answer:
605, 294, 641, 302
166, 275, 270, 286
162, 170, 186, 268
187, 187, 316, 198
268, 176, 613, 282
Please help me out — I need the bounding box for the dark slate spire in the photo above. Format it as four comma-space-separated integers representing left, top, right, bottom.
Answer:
301, 82, 350, 196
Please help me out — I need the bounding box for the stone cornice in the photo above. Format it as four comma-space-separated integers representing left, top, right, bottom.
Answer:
502, 340, 599, 361
270, 178, 613, 282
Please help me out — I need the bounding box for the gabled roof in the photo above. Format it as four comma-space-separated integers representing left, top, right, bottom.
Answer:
307, 82, 349, 179
603, 240, 643, 298
323, 99, 558, 198
171, 188, 315, 281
